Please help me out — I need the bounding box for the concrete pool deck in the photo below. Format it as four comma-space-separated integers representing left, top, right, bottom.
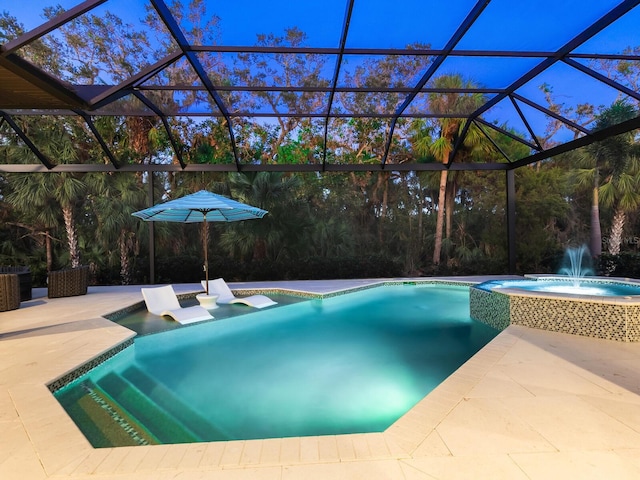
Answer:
1, 278, 640, 479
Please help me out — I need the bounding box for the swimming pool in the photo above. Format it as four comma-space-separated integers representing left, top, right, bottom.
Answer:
54, 283, 499, 447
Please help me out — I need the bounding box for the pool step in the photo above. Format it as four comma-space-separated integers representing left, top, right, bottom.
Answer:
121, 366, 231, 441
97, 372, 200, 444
56, 380, 158, 448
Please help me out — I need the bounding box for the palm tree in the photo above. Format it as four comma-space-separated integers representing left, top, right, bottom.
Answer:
600, 156, 640, 255
5, 117, 87, 269
577, 100, 638, 256
411, 74, 491, 265
8, 172, 86, 269
89, 172, 148, 284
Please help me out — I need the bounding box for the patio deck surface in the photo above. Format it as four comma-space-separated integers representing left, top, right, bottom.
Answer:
1, 278, 640, 479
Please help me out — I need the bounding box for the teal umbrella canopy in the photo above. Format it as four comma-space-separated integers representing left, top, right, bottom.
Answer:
132, 190, 268, 292
132, 190, 268, 223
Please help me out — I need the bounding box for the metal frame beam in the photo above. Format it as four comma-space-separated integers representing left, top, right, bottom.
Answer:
1, 0, 106, 56
89, 50, 184, 108
473, 120, 513, 163
466, 118, 540, 151
509, 96, 543, 150
506, 169, 516, 273
322, 0, 355, 171
73, 110, 120, 168
509, 114, 640, 169
133, 91, 186, 168
464, 0, 640, 130
0, 111, 55, 169
150, 0, 241, 170
0, 160, 510, 174
562, 57, 640, 102
510, 93, 592, 135
381, 0, 491, 168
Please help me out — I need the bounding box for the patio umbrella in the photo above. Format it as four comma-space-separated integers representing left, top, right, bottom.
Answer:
132, 190, 268, 294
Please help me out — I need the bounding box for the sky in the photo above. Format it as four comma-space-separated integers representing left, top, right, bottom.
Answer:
3, 0, 640, 144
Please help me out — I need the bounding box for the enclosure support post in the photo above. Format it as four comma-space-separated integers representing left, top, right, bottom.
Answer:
148, 173, 155, 284
507, 169, 516, 274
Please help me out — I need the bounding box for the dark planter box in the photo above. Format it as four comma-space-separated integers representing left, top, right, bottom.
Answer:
0, 266, 32, 301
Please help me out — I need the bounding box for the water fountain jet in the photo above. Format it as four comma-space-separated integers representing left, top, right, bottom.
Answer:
557, 245, 594, 287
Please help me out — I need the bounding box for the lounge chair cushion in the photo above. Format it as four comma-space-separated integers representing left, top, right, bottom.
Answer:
201, 278, 277, 309
141, 285, 213, 324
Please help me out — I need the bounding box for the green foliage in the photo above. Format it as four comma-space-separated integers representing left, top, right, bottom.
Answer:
596, 253, 640, 278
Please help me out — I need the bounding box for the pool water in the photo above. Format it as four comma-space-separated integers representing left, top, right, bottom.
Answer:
55, 284, 499, 447
476, 278, 640, 296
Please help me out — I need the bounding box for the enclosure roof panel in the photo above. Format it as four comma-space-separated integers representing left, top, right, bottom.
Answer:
1, 0, 639, 172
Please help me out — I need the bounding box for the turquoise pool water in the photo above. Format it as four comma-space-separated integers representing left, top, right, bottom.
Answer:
55, 284, 499, 446
476, 278, 640, 296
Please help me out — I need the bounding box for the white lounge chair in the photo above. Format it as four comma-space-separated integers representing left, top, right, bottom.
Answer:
141, 285, 213, 324
201, 278, 277, 309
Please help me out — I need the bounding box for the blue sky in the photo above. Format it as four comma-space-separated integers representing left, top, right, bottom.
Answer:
4, 0, 639, 144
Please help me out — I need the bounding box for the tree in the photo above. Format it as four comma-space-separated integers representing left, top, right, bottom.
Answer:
410, 74, 491, 265
599, 145, 640, 255
4, 115, 87, 269
576, 100, 638, 256
234, 27, 328, 163
89, 172, 148, 284
221, 172, 309, 262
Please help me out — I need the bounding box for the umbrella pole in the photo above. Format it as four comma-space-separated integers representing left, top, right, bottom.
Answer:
203, 214, 209, 295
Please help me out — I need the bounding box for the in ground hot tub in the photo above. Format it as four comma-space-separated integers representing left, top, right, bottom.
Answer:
470, 276, 640, 342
